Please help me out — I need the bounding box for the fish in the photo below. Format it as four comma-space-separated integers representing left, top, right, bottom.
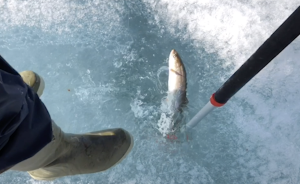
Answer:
166, 49, 188, 132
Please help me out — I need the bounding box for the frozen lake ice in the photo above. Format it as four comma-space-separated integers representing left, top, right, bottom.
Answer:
1, 1, 300, 183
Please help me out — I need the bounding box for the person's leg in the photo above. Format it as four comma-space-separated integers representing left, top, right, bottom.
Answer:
0, 59, 52, 174
13, 71, 134, 181
11, 121, 62, 172
12, 120, 133, 181
29, 123, 133, 180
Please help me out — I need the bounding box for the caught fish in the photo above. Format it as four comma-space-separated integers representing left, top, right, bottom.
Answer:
166, 49, 188, 132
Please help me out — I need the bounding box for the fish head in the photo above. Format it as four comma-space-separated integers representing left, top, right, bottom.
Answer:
168, 49, 186, 92
169, 49, 183, 69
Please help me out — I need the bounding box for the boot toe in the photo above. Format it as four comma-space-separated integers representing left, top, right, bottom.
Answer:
109, 129, 133, 168
83, 128, 134, 171
99, 128, 133, 171
27, 128, 134, 180
19, 70, 45, 97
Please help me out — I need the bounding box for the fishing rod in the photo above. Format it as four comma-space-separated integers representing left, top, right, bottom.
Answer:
186, 6, 300, 130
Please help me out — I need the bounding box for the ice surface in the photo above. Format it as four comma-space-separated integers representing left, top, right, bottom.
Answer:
0, 0, 300, 183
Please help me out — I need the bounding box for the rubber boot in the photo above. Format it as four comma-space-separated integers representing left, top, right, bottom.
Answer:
24, 122, 134, 181
19, 70, 45, 97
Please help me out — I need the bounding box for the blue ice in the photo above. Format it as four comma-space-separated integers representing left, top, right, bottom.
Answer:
1, 1, 300, 184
